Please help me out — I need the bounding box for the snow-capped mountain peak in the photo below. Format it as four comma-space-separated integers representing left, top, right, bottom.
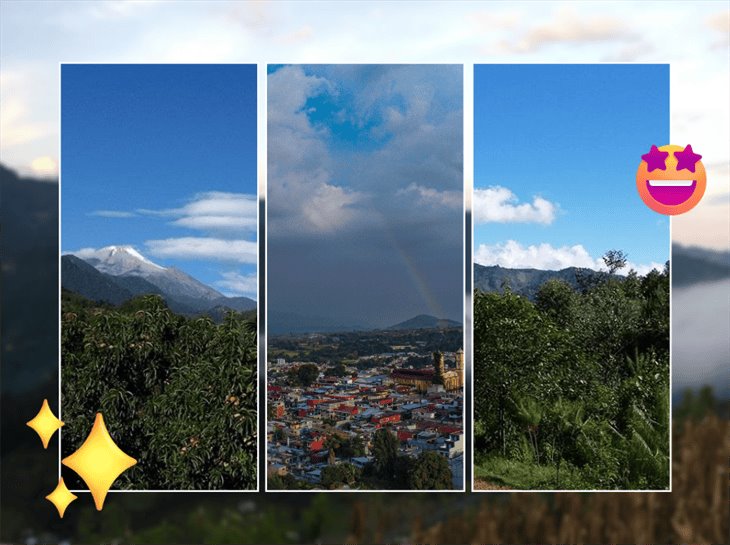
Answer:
74, 245, 167, 276
107, 245, 165, 269
71, 245, 224, 303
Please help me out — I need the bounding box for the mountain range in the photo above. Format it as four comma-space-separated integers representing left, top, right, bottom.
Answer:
388, 314, 461, 330
474, 263, 611, 300
672, 244, 730, 287
266, 310, 461, 335
62, 246, 256, 317
473, 246, 728, 299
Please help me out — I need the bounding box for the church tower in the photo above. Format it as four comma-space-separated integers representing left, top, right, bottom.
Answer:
455, 348, 464, 372
432, 351, 445, 385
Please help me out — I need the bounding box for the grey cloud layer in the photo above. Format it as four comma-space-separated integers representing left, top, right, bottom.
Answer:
267, 65, 463, 329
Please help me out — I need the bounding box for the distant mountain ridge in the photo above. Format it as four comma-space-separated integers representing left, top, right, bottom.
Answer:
672, 244, 730, 287
388, 314, 461, 330
474, 263, 610, 300
267, 310, 369, 335
62, 246, 255, 317
476, 247, 729, 295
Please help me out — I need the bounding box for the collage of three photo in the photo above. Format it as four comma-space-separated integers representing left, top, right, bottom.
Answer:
58, 62, 670, 494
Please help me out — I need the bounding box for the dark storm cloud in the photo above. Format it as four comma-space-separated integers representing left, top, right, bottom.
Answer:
267, 65, 463, 330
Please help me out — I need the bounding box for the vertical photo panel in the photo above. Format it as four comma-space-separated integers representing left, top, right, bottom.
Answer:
61, 64, 258, 491
472, 64, 670, 491
267, 65, 464, 491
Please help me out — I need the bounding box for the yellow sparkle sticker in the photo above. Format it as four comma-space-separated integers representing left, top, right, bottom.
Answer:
62, 413, 137, 510
45, 477, 77, 518
26, 399, 64, 449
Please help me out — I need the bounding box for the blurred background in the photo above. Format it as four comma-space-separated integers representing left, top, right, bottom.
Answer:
1, 2, 728, 543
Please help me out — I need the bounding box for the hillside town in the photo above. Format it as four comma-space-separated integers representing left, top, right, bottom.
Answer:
267, 340, 464, 490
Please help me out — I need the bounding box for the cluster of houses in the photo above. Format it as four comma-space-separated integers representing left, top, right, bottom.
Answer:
267, 350, 464, 489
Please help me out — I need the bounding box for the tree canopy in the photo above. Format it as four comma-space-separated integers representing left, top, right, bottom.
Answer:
62, 295, 257, 490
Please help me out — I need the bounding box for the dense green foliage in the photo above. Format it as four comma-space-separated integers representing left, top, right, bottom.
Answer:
288, 363, 320, 387
321, 463, 360, 488
474, 262, 669, 489
407, 451, 453, 490
61, 295, 257, 490
363, 428, 454, 490
325, 434, 365, 459
371, 428, 400, 480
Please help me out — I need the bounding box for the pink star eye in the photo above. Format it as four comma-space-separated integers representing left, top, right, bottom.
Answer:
674, 144, 702, 173
641, 145, 669, 172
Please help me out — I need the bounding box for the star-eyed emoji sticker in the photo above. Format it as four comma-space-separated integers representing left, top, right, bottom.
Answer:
674, 144, 702, 173
62, 413, 136, 510
641, 145, 670, 172
46, 477, 78, 518
636, 144, 707, 215
26, 399, 64, 449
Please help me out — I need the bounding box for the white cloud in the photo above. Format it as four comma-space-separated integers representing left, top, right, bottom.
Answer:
473, 186, 557, 224
300, 183, 363, 234
267, 65, 366, 236
0, 69, 56, 167
475, 240, 662, 275
30, 156, 58, 177
139, 191, 257, 234
397, 183, 462, 209
90, 210, 136, 218
86, 0, 162, 21
72, 247, 108, 259
707, 11, 730, 49
628, 261, 665, 276
145, 237, 256, 264
496, 9, 635, 54
215, 271, 257, 298
475, 240, 599, 270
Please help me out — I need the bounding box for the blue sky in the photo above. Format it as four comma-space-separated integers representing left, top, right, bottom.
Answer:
61, 64, 257, 298
267, 65, 463, 329
474, 64, 669, 273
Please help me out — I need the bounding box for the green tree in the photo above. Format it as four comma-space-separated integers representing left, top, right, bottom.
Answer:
321, 463, 359, 489
334, 435, 365, 459
408, 451, 453, 490
603, 249, 628, 274
327, 362, 348, 377
473, 290, 582, 456
535, 278, 576, 328
372, 427, 399, 479
296, 363, 320, 387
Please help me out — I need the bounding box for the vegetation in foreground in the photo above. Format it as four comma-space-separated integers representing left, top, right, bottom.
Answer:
1, 387, 725, 544
474, 252, 670, 490
422, 393, 727, 544
61, 293, 257, 490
